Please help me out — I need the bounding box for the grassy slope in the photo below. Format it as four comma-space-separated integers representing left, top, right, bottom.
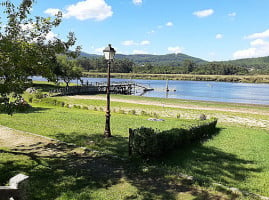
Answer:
0, 95, 269, 199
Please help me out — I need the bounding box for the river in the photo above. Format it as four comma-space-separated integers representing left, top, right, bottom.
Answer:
33, 76, 269, 105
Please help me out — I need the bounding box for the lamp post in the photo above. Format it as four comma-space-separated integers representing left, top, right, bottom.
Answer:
103, 44, 116, 137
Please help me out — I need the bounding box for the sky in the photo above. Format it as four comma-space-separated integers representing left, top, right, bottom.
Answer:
3, 0, 269, 61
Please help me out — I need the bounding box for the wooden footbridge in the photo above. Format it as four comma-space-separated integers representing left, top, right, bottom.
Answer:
50, 82, 154, 96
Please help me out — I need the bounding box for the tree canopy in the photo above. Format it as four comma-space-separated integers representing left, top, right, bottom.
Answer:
0, 0, 80, 113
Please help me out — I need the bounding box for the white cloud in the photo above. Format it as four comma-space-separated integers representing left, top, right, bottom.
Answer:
250, 39, 268, 46
245, 29, 269, 39
133, 50, 147, 54
147, 30, 155, 34
133, 0, 142, 5
233, 39, 269, 59
94, 47, 105, 55
122, 40, 150, 46
20, 23, 34, 31
168, 46, 184, 54
228, 12, 236, 17
44, 8, 61, 16
140, 40, 150, 45
46, 0, 113, 21
216, 34, 223, 39
233, 29, 269, 59
233, 48, 257, 59
122, 40, 136, 46
20, 23, 57, 42
166, 22, 173, 27
45, 31, 58, 41
193, 9, 214, 18
148, 22, 173, 35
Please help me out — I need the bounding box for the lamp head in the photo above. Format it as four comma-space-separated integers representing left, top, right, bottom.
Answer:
103, 44, 116, 60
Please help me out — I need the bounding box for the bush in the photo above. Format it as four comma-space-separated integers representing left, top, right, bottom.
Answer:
73, 105, 81, 109
140, 110, 148, 116
199, 114, 207, 120
118, 109, 125, 114
0, 96, 32, 115
128, 110, 136, 115
129, 118, 218, 158
34, 90, 44, 99
28, 96, 33, 103
151, 112, 159, 118
82, 106, 89, 110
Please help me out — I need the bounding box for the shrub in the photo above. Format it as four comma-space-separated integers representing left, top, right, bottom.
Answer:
56, 101, 65, 107
73, 105, 81, 109
34, 90, 44, 99
151, 112, 159, 118
82, 106, 89, 110
129, 118, 218, 158
118, 109, 125, 114
140, 110, 148, 116
128, 110, 136, 115
199, 114, 207, 120
28, 96, 33, 103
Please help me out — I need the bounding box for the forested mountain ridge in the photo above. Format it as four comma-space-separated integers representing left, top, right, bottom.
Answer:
78, 51, 269, 75
115, 53, 206, 65
79, 52, 206, 65
221, 56, 269, 72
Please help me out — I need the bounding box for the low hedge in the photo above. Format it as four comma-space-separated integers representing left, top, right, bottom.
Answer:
129, 118, 218, 158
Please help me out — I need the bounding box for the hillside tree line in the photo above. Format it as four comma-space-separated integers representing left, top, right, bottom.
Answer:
78, 57, 253, 75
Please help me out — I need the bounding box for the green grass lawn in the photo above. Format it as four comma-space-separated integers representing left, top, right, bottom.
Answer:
0, 95, 269, 199
0, 102, 203, 156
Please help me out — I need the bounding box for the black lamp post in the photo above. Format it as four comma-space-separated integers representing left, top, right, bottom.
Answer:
103, 44, 116, 137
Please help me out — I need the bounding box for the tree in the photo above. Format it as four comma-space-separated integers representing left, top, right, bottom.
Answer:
56, 55, 83, 87
0, 0, 80, 114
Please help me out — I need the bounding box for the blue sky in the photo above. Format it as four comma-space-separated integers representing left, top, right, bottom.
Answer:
4, 0, 269, 61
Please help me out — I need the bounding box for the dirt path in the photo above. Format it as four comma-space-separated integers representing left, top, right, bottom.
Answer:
0, 125, 54, 148
0, 125, 87, 157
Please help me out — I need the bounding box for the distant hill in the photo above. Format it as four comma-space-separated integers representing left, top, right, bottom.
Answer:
222, 56, 269, 67
79, 52, 101, 58
79, 51, 269, 73
79, 52, 206, 65
115, 53, 206, 65
219, 56, 269, 73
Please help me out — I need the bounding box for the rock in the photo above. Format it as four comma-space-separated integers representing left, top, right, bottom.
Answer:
25, 87, 37, 94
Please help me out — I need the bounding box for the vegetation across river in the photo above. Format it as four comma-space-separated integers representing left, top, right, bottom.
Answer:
83, 72, 269, 83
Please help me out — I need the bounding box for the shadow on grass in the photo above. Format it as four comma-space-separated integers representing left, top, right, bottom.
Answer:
0, 128, 261, 199
54, 132, 129, 157
15, 106, 51, 114
32, 83, 65, 92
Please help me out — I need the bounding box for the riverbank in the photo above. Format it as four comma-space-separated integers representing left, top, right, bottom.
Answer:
83, 72, 269, 83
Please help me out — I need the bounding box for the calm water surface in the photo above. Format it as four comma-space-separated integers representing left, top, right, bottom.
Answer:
33, 76, 269, 105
